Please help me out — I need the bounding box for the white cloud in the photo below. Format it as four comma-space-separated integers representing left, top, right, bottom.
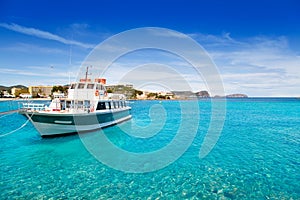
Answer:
0, 23, 95, 49
0, 66, 76, 78
78, 32, 300, 96
0, 24, 299, 96
192, 34, 300, 97
0, 42, 67, 54
148, 28, 189, 39
188, 32, 246, 48
0, 65, 79, 86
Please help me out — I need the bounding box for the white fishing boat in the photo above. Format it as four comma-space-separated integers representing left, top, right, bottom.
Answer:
19, 69, 131, 137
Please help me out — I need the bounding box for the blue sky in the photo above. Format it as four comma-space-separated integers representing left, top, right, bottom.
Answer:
0, 0, 299, 96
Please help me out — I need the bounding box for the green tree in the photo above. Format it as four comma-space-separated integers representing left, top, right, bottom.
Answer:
52, 86, 58, 93
136, 90, 143, 95
133, 90, 143, 97
52, 85, 67, 93
147, 93, 157, 98
106, 89, 113, 93
57, 86, 63, 92
157, 95, 166, 99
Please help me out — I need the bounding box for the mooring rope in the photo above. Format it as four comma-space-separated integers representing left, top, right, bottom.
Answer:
0, 109, 20, 116
0, 112, 33, 138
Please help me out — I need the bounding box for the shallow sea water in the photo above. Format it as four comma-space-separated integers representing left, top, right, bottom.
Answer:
0, 98, 299, 199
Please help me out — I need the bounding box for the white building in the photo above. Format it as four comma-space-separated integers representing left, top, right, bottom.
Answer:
53, 92, 65, 98
19, 94, 32, 98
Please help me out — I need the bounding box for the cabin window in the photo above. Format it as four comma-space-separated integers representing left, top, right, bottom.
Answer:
70, 84, 76, 89
105, 102, 111, 109
120, 101, 123, 107
96, 102, 106, 110
84, 100, 90, 108
66, 101, 71, 108
78, 83, 85, 89
96, 84, 105, 90
61, 100, 65, 110
96, 84, 101, 90
87, 84, 94, 89
77, 101, 83, 108
69, 100, 75, 109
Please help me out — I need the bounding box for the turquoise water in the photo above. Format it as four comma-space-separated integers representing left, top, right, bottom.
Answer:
0, 99, 299, 199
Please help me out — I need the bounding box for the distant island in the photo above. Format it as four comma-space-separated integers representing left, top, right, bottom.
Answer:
225, 93, 248, 98
0, 84, 248, 100
213, 94, 248, 98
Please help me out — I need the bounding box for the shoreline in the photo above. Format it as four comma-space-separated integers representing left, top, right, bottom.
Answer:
1, 97, 298, 102
0, 98, 51, 102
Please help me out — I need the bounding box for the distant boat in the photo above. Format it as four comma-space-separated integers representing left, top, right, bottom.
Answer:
19, 67, 131, 137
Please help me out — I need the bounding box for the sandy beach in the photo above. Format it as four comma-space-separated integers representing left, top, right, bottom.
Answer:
0, 98, 51, 102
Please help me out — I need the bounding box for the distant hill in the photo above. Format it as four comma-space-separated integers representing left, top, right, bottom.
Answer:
172, 91, 194, 96
0, 85, 28, 91
0, 85, 9, 91
106, 84, 138, 99
195, 90, 210, 98
226, 94, 248, 98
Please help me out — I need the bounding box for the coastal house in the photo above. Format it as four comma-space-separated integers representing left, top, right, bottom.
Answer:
11, 87, 21, 96
19, 93, 32, 98
2, 90, 14, 98
11, 87, 29, 97
53, 92, 65, 98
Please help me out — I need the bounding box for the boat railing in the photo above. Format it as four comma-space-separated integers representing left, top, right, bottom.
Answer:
21, 103, 46, 111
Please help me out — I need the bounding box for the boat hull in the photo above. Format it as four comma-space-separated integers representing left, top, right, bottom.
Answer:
21, 108, 131, 137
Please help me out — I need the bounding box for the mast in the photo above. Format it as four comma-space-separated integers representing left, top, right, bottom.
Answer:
79, 66, 92, 82
85, 66, 89, 81
83, 66, 92, 82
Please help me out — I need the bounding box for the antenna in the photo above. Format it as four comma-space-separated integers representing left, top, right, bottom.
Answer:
85, 65, 92, 81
